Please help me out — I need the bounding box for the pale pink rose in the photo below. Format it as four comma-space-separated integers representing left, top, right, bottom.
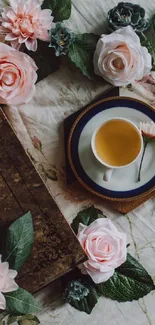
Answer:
77, 218, 127, 284
93, 26, 152, 86
0, 0, 54, 51
0, 43, 38, 105
132, 74, 155, 105
0, 255, 18, 310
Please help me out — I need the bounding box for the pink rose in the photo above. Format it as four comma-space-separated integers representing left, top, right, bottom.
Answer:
77, 218, 127, 284
0, 256, 18, 310
0, 43, 38, 105
0, 0, 54, 51
132, 74, 155, 105
93, 26, 152, 86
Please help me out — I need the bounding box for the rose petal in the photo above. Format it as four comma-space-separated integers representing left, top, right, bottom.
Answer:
86, 265, 114, 284
1, 278, 18, 293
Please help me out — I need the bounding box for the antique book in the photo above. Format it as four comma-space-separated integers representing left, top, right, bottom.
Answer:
0, 109, 86, 293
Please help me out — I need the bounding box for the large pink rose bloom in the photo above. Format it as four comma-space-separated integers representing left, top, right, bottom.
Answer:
93, 26, 152, 86
77, 218, 127, 284
0, 256, 18, 310
0, 43, 38, 105
0, 0, 54, 51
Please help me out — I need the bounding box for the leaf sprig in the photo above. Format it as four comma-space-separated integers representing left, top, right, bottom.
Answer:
2, 212, 40, 316
42, 0, 71, 22
68, 34, 99, 79
3, 212, 34, 272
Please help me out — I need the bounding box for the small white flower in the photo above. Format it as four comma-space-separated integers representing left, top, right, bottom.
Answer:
138, 121, 155, 181
139, 121, 155, 140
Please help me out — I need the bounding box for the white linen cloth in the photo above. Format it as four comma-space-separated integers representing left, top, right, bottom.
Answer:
2, 1, 155, 324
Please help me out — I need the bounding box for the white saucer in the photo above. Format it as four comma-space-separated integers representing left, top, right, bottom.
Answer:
68, 97, 155, 200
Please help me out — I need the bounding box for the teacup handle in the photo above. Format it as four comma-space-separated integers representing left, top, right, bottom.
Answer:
103, 167, 113, 182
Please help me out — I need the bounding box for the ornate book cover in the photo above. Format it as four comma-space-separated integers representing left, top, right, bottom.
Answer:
0, 109, 86, 293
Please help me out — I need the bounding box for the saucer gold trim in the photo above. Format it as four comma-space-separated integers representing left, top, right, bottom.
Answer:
67, 96, 155, 202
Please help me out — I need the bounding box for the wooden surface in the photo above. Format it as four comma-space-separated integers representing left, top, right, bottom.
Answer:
0, 109, 86, 293
107, 190, 155, 213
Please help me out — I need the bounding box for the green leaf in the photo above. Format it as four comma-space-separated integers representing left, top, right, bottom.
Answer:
5, 288, 40, 315
42, 0, 71, 21
74, 34, 99, 50
18, 314, 40, 325
7, 315, 18, 324
68, 33, 99, 79
141, 39, 155, 70
140, 20, 155, 70
4, 212, 34, 272
96, 253, 155, 302
152, 14, 155, 31
0, 313, 8, 325
71, 205, 106, 235
64, 280, 98, 314
7, 315, 40, 325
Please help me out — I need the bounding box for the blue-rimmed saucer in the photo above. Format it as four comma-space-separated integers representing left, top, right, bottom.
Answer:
67, 97, 155, 201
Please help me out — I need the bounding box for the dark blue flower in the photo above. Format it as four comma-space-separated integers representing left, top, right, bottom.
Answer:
49, 23, 75, 56
107, 2, 149, 33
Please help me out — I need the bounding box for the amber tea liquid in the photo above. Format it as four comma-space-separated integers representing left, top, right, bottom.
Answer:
95, 119, 141, 167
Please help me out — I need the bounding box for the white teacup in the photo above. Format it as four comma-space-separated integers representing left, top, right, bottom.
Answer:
91, 117, 143, 182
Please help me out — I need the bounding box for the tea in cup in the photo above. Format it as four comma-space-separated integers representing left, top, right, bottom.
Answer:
91, 118, 143, 181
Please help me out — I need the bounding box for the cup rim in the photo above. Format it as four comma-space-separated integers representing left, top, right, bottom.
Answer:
91, 117, 143, 169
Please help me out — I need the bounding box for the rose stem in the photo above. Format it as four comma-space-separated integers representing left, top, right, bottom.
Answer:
137, 141, 148, 182
140, 32, 147, 41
